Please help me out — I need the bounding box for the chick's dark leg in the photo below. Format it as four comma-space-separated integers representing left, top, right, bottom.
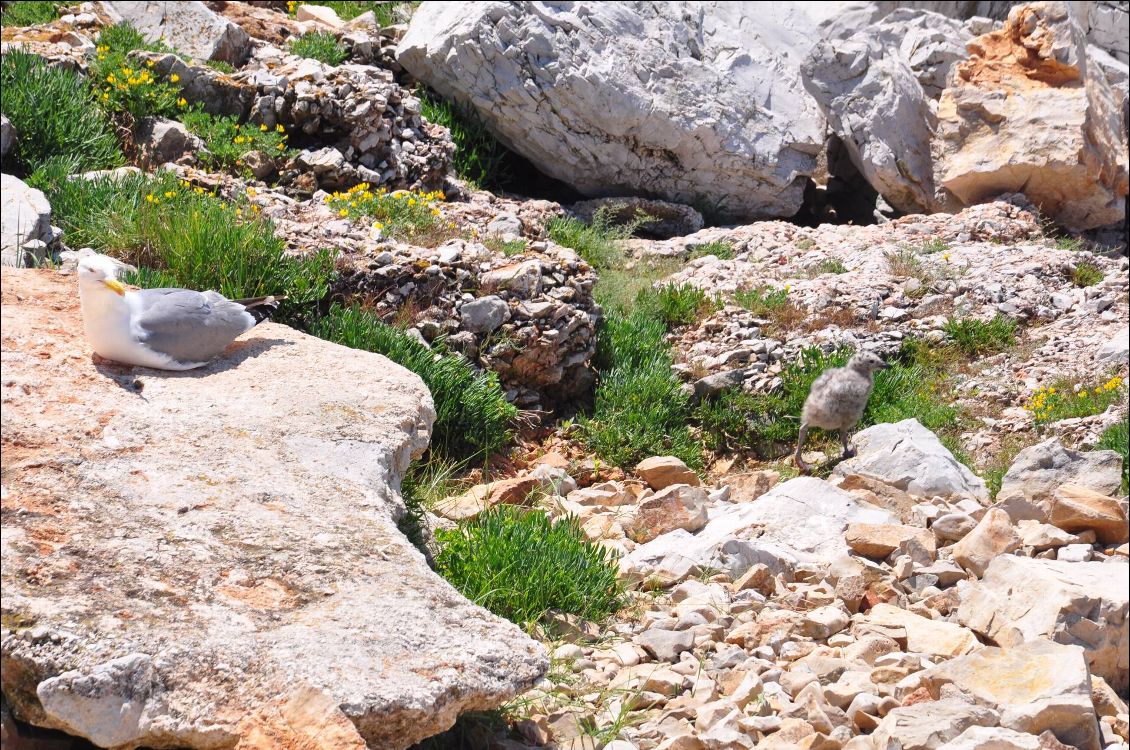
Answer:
795, 423, 812, 474
840, 428, 855, 459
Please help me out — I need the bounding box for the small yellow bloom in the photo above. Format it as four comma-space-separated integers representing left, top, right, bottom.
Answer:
259, 123, 268, 131
106, 74, 116, 83
146, 60, 155, 68
373, 222, 384, 229
276, 124, 285, 133
339, 209, 349, 217
145, 194, 156, 203
169, 73, 180, 83
246, 187, 257, 197
177, 97, 187, 107
164, 191, 175, 198
276, 143, 285, 150
194, 187, 205, 195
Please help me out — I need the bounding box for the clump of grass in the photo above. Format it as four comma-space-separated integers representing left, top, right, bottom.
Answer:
1025, 376, 1126, 427
483, 236, 526, 257
1, 0, 58, 26
811, 258, 847, 276
885, 247, 934, 287
310, 304, 517, 460
1055, 236, 1086, 252
204, 59, 236, 74
399, 456, 468, 554
593, 257, 683, 317
289, 0, 418, 24
46, 170, 334, 320
181, 108, 293, 172
635, 283, 715, 328
1070, 262, 1104, 288
733, 285, 789, 317
0, 50, 123, 176
547, 207, 651, 270
688, 241, 734, 260
1096, 419, 1129, 495
581, 312, 701, 470
91, 23, 183, 120
324, 183, 449, 242
795, 238, 815, 250
917, 238, 950, 254
942, 315, 1018, 357
418, 89, 515, 190
290, 31, 348, 66
434, 506, 625, 627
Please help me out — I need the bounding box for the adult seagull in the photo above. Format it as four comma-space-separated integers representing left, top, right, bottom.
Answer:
77, 252, 283, 370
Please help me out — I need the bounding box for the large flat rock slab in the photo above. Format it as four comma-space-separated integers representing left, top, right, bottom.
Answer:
0, 268, 547, 748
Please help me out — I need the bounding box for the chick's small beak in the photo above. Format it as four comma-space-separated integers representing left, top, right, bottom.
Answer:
102, 279, 127, 296
880, 361, 892, 369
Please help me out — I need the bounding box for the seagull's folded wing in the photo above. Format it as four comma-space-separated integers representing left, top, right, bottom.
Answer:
134, 289, 256, 364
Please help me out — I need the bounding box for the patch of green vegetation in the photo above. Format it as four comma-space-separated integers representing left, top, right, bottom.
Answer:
688, 241, 734, 260
917, 238, 950, 254
581, 312, 701, 470
418, 89, 516, 191
434, 505, 625, 627
204, 59, 236, 74
1096, 419, 1129, 495
311, 304, 517, 460
1070, 261, 1104, 288
811, 258, 848, 276
181, 108, 293, 172
0, 0, 58, 26
547, 207, 651, 270
795, 237, 815, 251
91, 23, 182, 120
0, 50, 123, 176
635, 283, 716, 329
399, 456, 468, 555
698, 346, 958, 459
885, 246, 934, 287
324, 183, 451, 243
732, 285, 790, 317
45, 169, 333, 321
1055, 235, 1086, 252
593, 257, 683, 317
482, 235, 526, 257
942, 315, 1018, 357
1026, 375, 1126, 428
292, 0, 418, 24
290, 31, 348, 66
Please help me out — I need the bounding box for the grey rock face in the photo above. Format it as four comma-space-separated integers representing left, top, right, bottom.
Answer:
134, 117, 205, 169
1, 174, 53, 268
996, 437, 1125, 512
0, 113, 13, 161
99, 1, 251, 65
398, 2, 828, 221
459, 295, 511, 333
0, 270, 547, 749
832, 419, 989, 501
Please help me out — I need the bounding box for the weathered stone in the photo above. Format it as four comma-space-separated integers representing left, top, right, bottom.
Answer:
636, 629, 695, 663
932, 512, 978, 543
636, 456, 700, 491
295, 3, 344, 29
459, 295, 510, 334
996, 438, 1125, 518
934, 2, 1128, 231
833, 419, 989, 501
937, 726, 1047, 750
0, 269, 546, 749
135, 116, 205, 169
398, 2, 827, 221
958, 556, 1129, 691
951, 508, 1021, 577
480, 260, 543, 299
922, 640, 1101, 750
99, 1, 252, 65
1047, 484, 1128, 544
625, 484, 709, 544
802, 606, 852, 640
435, 476, 542, 522
859, 603, 980, 658
0, 113, 13, 159
872, 699, 1000, 750
1016, 519, 1086, 550
845, 523, 936, 560
1, 174, 52, 268
726, 470, 781, 504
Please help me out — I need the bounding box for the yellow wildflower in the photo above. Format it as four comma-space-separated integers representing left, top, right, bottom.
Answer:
276, 124, 285, 133
164, 191, 175, 199
169, 73, 180, 83
145, 194, 156, 203
146, 60, 155, 68
259, 123, 268, 131
339, 209, 349, 217
277, 143, 285, 150
177, 97, 187, 107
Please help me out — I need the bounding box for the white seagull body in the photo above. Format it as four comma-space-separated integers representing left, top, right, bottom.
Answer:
77, 253, 283, 370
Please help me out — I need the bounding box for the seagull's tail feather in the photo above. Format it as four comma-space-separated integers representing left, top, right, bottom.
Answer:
234, 294, 288, 325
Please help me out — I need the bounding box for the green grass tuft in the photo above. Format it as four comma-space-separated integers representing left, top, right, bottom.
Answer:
418, 89, 515, 191
1070, 261, 1104, 288
290, 31, 348, 66
1, 1, 58, 26
324, 183, 451, 243
293, 1, 418, 24
1096, 419, 1129, 495
635, 283, 715, 329
811, 258, 848, 275
547, 207, 650, 270
581, 312, 701, 470
0, 50, 123, 176
91, 23, 182, 120
310, 304, 517, 460
434, 505, 625, 627
181, 108, 294, 173
942, 315, 1018, 357
1026, 375, 1126, 428
732, 285, 790, 317
204, 59, 236, 74
688, 241, 734, 260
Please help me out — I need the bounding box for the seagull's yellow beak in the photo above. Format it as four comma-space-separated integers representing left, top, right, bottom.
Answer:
102, 279, 127, 296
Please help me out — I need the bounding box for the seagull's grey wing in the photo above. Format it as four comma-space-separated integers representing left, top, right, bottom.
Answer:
133, 289, 256, 364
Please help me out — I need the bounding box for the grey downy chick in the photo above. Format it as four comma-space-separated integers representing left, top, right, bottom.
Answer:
794, 350, 890, 473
